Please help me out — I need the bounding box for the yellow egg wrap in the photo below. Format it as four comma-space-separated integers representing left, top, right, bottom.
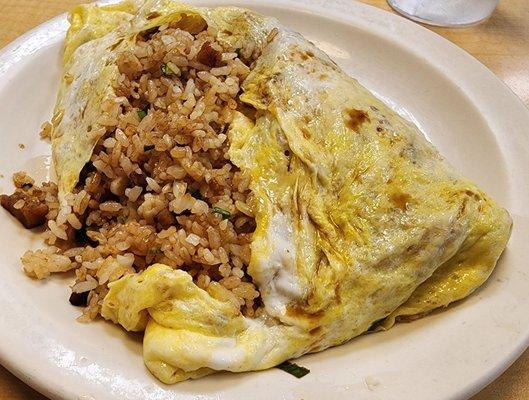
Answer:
53, 0, 511, 383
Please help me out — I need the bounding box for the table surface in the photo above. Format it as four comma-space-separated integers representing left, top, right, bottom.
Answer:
0, 1, 528, 399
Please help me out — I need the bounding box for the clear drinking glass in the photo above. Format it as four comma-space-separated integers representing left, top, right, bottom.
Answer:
387, 0, 500, 27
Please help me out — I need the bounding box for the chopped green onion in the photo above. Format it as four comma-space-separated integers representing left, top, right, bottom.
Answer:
149, 247, 162, 255
161, 62, 177, 76
235, 48, 242, 58
143, 144, 155, 151
276, 361, 310, 378
212, 206, 231, 220
116, 215, 126, 224
137, 109, 148, 120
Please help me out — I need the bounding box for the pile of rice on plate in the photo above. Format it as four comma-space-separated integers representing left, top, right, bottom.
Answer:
1, 22, 265, 321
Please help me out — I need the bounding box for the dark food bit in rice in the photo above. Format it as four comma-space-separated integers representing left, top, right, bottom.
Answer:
156, 208, 176, 229
129, 171, 148, 187
140, 26, 159, 40
69, 290, 89, 307
208, 121, 223, 134
1, 190, 49, 229
74, 226, 98, 247
191, 189, 203, 200
78, 161, 96, 185
98, 191, 123, 205
149, 247, 162, 255
196, 41, 222, 67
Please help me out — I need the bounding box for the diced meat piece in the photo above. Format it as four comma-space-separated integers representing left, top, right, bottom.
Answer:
1, 190, 49, 229
129, 171, 148, 187
196, 41, 222, 67
156, 208, 175, 229
116, 51, 143, 79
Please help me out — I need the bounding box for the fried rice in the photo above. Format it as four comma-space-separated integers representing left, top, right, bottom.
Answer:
8, 22, 264, 321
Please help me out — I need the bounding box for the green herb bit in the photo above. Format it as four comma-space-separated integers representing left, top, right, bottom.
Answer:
161, 62, 177, 76
235, 48, 242, 58
116, 215, 126, 224
144, 144, 155, 151
137, 109, 148, 120
276, 361, 310, 378
149, 247, 162, 255
212, 206, 231, 220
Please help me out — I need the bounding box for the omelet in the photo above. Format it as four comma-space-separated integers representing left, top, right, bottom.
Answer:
52, 0, 511, 383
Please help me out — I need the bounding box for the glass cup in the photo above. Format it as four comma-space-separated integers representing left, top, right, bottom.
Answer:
387, 0, 500, 27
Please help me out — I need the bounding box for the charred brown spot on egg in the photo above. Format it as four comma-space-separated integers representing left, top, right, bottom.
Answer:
301, 128, 311, 139
286, 305, 324, 322
345, 109, 370, 132
309, 326, 322, 336
390, 191, 411, 211
457, 198, 469, 218
464, 189, 482, 201
146, 11, 161, 20
170, 13, 208, 34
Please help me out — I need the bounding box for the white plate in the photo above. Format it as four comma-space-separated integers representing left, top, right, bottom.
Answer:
1, 1, 528, 399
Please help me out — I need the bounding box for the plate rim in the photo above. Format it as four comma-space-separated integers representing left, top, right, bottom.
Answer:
0, 1, 528, 400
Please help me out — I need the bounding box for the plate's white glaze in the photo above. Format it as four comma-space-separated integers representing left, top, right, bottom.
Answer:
0, 1, 528, 400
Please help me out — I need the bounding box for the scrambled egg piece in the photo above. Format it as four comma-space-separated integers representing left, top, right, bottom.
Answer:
103, 264, 311, 383
53, 0, 511, 383
52, 2, 136, 197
